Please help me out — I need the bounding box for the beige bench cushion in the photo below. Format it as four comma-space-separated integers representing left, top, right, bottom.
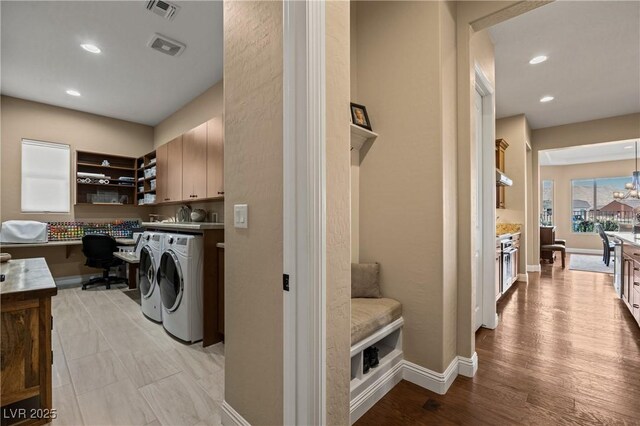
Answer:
351, 298, 402, 345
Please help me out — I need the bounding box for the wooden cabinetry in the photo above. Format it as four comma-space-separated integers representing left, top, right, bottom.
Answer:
155, 144, 168, 203
75, 151, 136, 205
182, 123, 208, 200
621, 245, 640, 326
495, 139, 508, 209
135, 151, 157, 206
203, 230, 225, 347
1, 260, 57, 426
206, 117, 224, 199
157, 136, 183, 203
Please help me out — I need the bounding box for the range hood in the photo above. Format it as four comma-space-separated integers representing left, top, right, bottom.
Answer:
496, 169, 513, 187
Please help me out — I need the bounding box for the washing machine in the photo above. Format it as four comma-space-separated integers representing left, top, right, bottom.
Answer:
137, 231, 164, 322
158, 233, 204, 343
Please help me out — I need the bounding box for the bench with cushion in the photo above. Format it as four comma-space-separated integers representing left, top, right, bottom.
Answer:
350, 263, 404, 422
351, 297, 402, 345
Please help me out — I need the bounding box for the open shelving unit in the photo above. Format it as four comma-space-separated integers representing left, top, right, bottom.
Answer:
350, 318, 404, 402
75, 151, 136, 205
136, 150, 157, 206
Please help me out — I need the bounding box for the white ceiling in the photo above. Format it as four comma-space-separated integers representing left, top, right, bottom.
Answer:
489, 1, 640, 130
539, 138, 640, 166
1, 1, 223, 126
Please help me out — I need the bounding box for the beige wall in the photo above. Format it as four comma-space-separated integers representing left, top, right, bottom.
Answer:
326, 2, 351, 423
223, 1, 283, 424
350, 1, 360, 263
530, 113, 640, 265
356, 1, 456, 373
540, 158, 637, 251
153, 81, 223, 148
0, 96, 154, 277
455, 0, 544, 360
496, 114, 531, 273
152, 81, 225, 222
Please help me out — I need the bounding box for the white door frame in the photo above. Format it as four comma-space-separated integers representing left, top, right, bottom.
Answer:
475, 64, 499, 330
283, 1, 326, 425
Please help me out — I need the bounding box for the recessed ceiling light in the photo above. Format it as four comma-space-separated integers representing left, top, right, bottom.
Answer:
66, 89, 81, 97
540, 95, 554, 103
625, 146, 634, 149
80, 43, 101, 54
529, 55, 548, 65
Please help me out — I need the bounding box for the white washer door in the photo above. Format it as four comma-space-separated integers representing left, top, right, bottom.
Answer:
159, 250, 184, 312
138, 246, 158, 299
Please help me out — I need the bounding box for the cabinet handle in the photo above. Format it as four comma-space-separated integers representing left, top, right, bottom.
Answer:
218, 191, 224, 195
635, 282, 640, 286
634, 304, 639, 308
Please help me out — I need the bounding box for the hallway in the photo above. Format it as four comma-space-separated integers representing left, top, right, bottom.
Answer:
356, 256, 640, 425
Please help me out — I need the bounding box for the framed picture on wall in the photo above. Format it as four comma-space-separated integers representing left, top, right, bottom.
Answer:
350, 103, 372, 131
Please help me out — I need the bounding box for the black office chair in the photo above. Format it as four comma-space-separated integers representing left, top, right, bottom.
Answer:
81, 234, 128, 290
595, 223, 615, 266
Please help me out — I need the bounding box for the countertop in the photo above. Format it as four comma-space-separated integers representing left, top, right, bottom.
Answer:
496, 231, 521, 241
141, 222, 224, 231
608, 232, 640, 247
0, 257, 57, 298
1, 238, 136, 249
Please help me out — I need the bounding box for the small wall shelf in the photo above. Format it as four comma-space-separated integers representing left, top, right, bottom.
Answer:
350, 124, 378, 151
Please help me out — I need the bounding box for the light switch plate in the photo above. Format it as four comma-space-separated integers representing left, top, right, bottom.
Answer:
234, 204, 248, 228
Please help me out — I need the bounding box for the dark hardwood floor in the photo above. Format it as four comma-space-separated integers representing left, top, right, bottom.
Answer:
356, 255, 640, 425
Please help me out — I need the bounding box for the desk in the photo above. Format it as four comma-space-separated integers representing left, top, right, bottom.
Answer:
1, 238, 136, 258
113, 252, 139, 290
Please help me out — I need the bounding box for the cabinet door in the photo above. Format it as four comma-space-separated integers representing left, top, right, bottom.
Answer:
182, 123, 208, 200
206, 117, 224, 199
156, 144, 168, 203
167, 136, 183, 202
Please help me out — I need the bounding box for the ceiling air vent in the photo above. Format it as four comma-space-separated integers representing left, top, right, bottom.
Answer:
148, 34, 186, 57
146, 0, 180, 21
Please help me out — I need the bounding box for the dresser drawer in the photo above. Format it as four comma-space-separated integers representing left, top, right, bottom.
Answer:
626, 246, 640, 263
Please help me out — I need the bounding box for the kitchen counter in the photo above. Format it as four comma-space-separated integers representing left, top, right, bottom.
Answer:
141, 222, 224, 231
608, 232, 640, 247
496, 231, 521, 242
0, 257, 57, 299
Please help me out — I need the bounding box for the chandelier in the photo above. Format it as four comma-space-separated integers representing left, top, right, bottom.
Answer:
613, 141, 640, 200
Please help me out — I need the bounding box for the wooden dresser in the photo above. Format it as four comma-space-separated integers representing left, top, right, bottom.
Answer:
1, 258, 57, 425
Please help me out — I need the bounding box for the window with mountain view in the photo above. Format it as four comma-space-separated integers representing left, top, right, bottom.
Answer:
571, 176, 636, 232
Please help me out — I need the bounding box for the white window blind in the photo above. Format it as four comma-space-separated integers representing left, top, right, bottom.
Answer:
21, 139, 71, 213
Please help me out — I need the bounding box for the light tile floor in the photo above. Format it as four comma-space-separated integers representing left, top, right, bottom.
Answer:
51, 287, 224, 426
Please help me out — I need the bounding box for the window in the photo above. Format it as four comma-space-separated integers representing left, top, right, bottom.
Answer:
541, 180, 554, 225
21, 139, 70, 213
571, 176, 632, 233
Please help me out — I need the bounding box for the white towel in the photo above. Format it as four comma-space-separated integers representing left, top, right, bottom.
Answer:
0, 220, 48, 243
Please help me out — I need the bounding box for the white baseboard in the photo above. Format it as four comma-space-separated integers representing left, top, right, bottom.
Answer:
457, 352, 478, 377
350, 360, 404, 424
527, 264, 541, 272
566, 248, 600, 255
221, 401, 251, 426
516, 273, 528, 282
403, 356, 458, 395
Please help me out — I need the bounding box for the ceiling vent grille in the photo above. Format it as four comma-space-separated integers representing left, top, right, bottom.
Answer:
148, 34, 186, 57
146, 0, 180, 21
